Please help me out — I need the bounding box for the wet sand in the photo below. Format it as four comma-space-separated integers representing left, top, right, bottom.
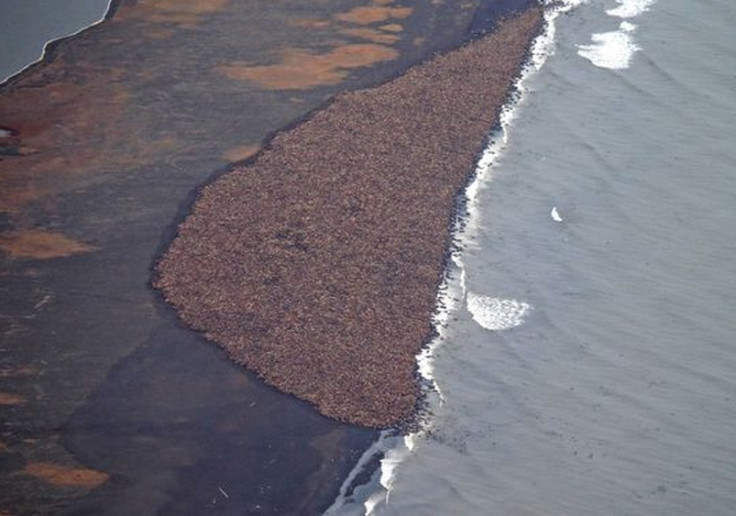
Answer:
156, 8, 544, 428
1, 0, 537, 512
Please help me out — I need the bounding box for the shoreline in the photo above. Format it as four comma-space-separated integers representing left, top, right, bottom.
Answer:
340, 5, 569, 508
0, 0, 540, 514
0, 1, 528, 512
155, 6, 546, 428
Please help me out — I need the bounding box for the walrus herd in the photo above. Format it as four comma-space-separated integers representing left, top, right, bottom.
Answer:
155, 7, 544, 428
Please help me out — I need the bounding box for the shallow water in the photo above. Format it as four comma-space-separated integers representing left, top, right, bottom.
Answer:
335, 0, 736, 514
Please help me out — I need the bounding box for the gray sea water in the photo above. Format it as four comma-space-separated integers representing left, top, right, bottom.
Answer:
0, 0, 110, 83
331, 0, 736, 514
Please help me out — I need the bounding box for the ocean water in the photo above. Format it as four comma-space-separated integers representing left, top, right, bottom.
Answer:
0, 0, 110, 82
329, 0, 736, 514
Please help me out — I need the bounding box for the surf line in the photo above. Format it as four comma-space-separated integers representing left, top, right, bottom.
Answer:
324, 1, 587, 513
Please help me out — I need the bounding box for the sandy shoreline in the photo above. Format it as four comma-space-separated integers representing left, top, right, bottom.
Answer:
156, 7, 545, 428
1, 0, 541, 511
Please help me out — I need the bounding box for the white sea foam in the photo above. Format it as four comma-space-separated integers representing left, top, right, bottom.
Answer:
577, 24, 639, 69
606, 0, 655, 19
577, 0, 655, 70
378, 437, 413, 496
551, 206, 563, 222
467, 293, 532, 330
619, 20, 637, 32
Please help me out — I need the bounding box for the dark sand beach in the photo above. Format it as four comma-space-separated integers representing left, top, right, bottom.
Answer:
1, 0, 540, 513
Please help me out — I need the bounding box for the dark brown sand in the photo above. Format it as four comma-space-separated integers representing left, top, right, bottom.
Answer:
155, 7, 544, 428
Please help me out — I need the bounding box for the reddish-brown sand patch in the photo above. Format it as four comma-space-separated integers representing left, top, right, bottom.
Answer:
0, 230, 96, 259
216, 44, 399, 90
116, 0, 230, 26
221, 144, 262, 163
21, 462, 109, 489
334, 6, 414, 24
379, 23, 404, 32
223, 2, 414, 90
156, 8, 544, 427
288, 18, 332, 30
0, 366, 38, 377
0, 393, 27, 406
338, 27, 401, 45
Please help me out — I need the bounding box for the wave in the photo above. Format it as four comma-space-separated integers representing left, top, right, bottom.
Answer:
577, 21, 639, 70
577, 0, 657, 70
466, 293, 532, 331
606, 0, 655, 18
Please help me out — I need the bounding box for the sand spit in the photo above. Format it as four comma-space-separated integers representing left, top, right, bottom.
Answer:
155, 7, 544, 428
